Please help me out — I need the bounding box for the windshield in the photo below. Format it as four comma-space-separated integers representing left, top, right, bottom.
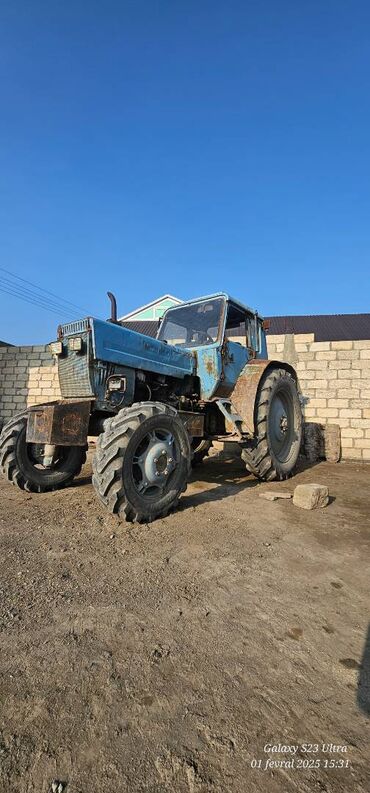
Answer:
157, 298, 224, 347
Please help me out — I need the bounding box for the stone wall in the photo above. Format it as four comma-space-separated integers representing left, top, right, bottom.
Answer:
265, 334, 370, 461
0, 345, 61, 425
0, 335, 369, 460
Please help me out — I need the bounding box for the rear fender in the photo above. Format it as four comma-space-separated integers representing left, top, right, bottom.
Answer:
229, 359, 298, 436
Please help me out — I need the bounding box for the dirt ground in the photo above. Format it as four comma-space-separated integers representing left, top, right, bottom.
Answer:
0, 449, 369, 793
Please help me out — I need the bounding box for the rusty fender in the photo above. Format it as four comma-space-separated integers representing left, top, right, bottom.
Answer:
26, 400, 91, 446
229, 359, 298, 436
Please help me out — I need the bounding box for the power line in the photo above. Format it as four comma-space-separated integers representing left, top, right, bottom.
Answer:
0, 284, 81, 319
0, 265, 89, 314
0, 276, 83, 317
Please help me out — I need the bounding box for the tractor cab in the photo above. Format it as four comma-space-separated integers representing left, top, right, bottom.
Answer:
157, 293, 267, 399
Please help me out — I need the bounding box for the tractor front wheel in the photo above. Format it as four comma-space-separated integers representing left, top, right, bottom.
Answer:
241, 367, 302, 481
92, 402, 191, 523
0, 412, 87, 492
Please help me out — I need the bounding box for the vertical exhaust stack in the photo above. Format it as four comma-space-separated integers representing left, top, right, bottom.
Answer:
107, 292, 119, 324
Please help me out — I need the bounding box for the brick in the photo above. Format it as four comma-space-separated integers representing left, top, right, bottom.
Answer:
361, 390, 370, 399
295, 343, 309, 352
364, 409, 370, 419
32, 345, 47, 353
341, 437, 353, 448
360, 349, 370, 359
266, 335, 285, 344
357, 360, 370, 370
334, 418, 350, 428
342, 448, 362, 459
329, 359, 351, 369
351, 418, 370, 429
354, 340, 370, 349
310, 342, 331, 351
308, 398, 327, 408
318, 408, 338, 418
306, 360, 331, 370
315, 351, 336, 360
338, 389, 360, 399
296, 352, 315, 361
337, 350, 360, 360
336, 370, 353, 380
294, 333, 315, 343
351, 399, 370, 409
354, 438, 370, 448
341, 428, 364, 438
327, 398, 348, 408
339, 409, 361, 418
363, 449, 370, 460
304, 407, 317, 417
330, 341, 353, 350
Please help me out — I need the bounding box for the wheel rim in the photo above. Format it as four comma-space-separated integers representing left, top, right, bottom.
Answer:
132, 428, 178, 498
269, 390, 294, 462
27, 443, 67, 471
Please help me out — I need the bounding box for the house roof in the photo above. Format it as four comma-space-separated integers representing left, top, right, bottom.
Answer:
121, 313, 370, 342
119, 294, 182, 321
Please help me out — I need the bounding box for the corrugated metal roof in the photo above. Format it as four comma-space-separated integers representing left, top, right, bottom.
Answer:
121, 313, 370, 342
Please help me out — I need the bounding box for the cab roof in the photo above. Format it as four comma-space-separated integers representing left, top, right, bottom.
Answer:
170, 292, 263, 320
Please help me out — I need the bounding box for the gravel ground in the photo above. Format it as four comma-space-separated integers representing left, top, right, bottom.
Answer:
0, 450, 369, 793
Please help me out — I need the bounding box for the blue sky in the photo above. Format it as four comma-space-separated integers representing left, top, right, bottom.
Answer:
0, 0, 369, 344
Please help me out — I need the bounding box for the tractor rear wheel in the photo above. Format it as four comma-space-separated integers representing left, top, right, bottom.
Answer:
0, 411, 87, 492
191, 438, 212, 466
241, 367, 302, 481
92, 402, 191, 523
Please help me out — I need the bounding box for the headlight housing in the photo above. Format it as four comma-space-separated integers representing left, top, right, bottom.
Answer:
49, 341, 63, 355
68, 336, 83, 352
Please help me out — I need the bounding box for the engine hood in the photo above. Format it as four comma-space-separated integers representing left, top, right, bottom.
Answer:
90, 318, 195, 379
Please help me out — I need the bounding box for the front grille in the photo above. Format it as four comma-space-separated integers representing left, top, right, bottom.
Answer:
60, 318, 90, 336
58, 333, 94, 398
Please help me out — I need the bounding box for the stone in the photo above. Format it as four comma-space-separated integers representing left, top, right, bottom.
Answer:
324, 423, 341, 462
259, 491, 292, 501
293, 483, 329, 510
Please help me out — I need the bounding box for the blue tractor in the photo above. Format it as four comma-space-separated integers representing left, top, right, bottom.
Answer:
0, 293, 302, 522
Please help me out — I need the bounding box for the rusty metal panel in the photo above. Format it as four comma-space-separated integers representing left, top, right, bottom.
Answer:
178, 411, 204, 437
229, 359, 272, 436
27, 401, 91, 446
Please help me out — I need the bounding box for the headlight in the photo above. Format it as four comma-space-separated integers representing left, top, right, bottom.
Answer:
68, 336, 83, 352
50, 341, 63, 355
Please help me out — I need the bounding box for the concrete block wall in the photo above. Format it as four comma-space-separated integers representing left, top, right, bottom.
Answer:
0, 345, 61, 424
265, 334, 370, 461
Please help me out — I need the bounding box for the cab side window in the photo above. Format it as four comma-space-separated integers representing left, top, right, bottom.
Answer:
225, 305, 247, 345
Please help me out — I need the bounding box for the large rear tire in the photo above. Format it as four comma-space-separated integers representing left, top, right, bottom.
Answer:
0, 412, 87, 492
92, 402, 191, 523
191, 438, 212, 466
241, 367, 302, 481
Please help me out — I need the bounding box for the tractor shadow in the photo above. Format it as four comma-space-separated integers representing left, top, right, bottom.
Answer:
180, 454, 261, 509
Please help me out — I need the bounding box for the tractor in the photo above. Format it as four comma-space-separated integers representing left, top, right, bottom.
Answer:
0, 293, 302, 522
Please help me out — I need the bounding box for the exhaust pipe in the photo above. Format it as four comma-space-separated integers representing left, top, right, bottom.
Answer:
107, 291, 118, 324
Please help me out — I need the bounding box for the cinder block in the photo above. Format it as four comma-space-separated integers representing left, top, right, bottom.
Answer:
351, 418, 370, 429
338, 389, 360, 399
341, 437, 353, 448
329, 359, 351, 369
327, 398, 348, 408
339, 408, 361, 418
296, 352, 315, 361
306, 360, 331, 371
294, 333, 315, 343
357, 360, 370, 370
295, 344, 309, 352
360, 349, 370, 359
354, 340, 370, 349
304, 407, 317, 417
318, 408, 338, 418
361, 390, 370, 399
364, 409, 370, 419
342, 448, 362, 459
308, 398, 327, 407
366, 429, 370, 438
315, 351, 336, 360
310, 342, 331, 351
336, 369, 354, 380
337, 350, 360, 360
335, 418, 350, 428
266, 334, 285, 344
355, 438, 370, 448
331, 341, 353, 350
341, 427, 364, 438
363, 449, 370, 459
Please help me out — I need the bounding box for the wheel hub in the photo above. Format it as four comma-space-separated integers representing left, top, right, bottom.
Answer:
133, 430, 177, 495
